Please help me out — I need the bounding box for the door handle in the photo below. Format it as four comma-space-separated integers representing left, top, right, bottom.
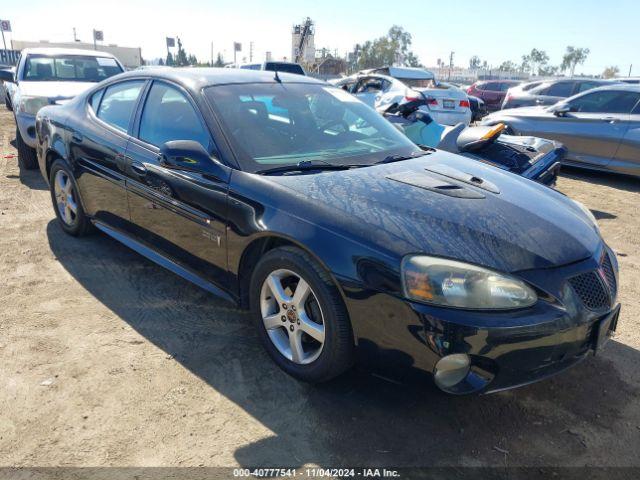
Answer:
130, 161, 147, 176
603, 117, 618, 124
72, 132, 83, 143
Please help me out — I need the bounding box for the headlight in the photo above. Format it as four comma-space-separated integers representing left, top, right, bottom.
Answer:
572, 199, 599, 232
401, 255, 537, 309
18, 96, 50, 115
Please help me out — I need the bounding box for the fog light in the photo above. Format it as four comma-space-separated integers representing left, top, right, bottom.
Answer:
434, 354, 470, 390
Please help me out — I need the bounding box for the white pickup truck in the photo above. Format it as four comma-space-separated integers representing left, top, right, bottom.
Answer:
0, 48, 125, 169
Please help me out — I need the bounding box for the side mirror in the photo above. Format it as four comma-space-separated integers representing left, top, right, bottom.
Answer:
159, 140, 228, 181
552, 103, 571, 116
0, 69, 15, 83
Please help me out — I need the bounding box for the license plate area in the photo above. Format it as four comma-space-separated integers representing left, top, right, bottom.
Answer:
443, 99, 455, 109
593, 306, 620, 352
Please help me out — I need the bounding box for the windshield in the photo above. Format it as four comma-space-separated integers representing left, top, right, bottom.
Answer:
23, 55, 123, 82
205, 82, 420, 173
399, 78, 436, 88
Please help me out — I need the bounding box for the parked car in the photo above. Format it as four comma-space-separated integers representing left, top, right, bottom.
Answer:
333, 69, 471, 126
239, 61, 306, 76
501, 78, 617, 110
482, 84, 640, 176
382, 100, 563, 186
36, 68, 619, 394
466, 80, 521, 111
0, 48, 124, 170
441, 81, 487, 121
619, 77, 640, 85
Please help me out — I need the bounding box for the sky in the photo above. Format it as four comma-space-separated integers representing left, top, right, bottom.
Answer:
1, 0, 638, 76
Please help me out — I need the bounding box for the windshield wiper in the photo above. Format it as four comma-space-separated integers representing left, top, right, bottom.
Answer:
375, 151, 431, 165
255, 160, 363, 175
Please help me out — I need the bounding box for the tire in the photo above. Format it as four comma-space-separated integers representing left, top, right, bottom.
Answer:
250, 246, 354, 383
502, 125, 516, 136
16, 126, 38, 170
5, 95, 12, 111
49, 159, 93, 237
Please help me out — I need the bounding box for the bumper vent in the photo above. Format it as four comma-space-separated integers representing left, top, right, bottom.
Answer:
569, 271, 610, 310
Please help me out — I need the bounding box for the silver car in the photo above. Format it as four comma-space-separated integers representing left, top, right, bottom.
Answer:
482, 85, 640, 177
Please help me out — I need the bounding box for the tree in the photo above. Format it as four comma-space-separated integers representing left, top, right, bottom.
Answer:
165, 52, 174, 66
213, 52, 225, 67
498, 60, 518, 72
538, 64, 559, 76
520, 55, 531, 74
602, 65, 620, 79
469, 55, 482, 70
175, 37, 189, 66
158, 58, 165, 66
356, 26, 422, 70
529, 48, 550, 76
561, 46, 590, 76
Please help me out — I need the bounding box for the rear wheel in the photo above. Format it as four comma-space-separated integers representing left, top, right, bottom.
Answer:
250, 246, 354, 383
49, 159, 93, 237
16, 126, 38, 170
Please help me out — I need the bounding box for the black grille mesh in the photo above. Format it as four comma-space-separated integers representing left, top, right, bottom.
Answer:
600, 253, 617, 299
569, 272, 609, 310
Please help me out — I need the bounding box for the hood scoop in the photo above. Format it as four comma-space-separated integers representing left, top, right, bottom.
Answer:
386, 171, 485, 199
424, 164, 500, 194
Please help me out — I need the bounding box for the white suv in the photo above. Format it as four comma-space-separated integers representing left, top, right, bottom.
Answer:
0, 48, 124, 169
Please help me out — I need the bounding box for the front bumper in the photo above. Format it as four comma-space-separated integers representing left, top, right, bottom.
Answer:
16, 112, 37, 148
342, 250, 619, 394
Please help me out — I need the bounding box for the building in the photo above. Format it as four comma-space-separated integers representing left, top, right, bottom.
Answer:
291, 18, 315, 65
11, 40, 142, 69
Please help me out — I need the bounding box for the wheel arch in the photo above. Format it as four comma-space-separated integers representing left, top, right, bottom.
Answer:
236, 232, 349, 311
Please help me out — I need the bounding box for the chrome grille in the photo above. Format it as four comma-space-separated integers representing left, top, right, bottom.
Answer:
568, 271, 609, 310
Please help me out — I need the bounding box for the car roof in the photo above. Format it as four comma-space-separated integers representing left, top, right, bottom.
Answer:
110, 67, 323, 91
20, 47, 118, 58
585, 83, 640, 92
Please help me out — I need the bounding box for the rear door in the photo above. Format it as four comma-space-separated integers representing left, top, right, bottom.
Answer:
610, 95, 640, 175
71, 79, 147, 229
557, 90, 639, 168
123, 80, 230, 286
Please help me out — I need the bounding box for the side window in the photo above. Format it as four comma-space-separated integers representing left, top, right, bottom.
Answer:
576, 81, 601, 93
97, 81, 145, 132
139, 82, 210, 149
569, 91, 640, 114
89, 89, 104, 112
544, 82, 574, 97
484, 82, 499, 92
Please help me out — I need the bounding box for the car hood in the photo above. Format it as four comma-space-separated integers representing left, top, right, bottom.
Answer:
271, 152, 601, 273
17, 81, 96, 100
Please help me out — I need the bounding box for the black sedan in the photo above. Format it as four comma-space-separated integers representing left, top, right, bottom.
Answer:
35, 69, 620, 394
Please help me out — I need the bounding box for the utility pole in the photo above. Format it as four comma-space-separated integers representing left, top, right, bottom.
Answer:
93, 29, 96, 50
629, 64, 633, 77
211, 41, 213, 66
448, 51, 455, 80
73, 27, 78, 42
249, 42, 254, 62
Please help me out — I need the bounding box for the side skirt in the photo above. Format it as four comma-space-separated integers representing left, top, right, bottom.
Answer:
92, 221, 237, 305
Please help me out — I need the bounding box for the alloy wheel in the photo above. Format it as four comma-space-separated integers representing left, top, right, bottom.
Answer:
53, 170, 78, 226
260, 269, 325, 364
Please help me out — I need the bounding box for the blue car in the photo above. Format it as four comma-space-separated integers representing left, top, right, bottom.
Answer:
35, 68, 620, 394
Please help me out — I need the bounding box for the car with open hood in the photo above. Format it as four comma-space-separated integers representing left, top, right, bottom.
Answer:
35, 68, 620, 394
333, 66, 472, 126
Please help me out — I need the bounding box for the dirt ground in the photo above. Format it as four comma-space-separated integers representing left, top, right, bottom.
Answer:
0, 106, 639, 471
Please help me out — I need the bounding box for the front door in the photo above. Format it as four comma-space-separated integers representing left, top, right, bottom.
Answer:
123, 80, 230, 286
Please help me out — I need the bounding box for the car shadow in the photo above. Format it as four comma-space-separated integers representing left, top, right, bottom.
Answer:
560, 166, 639, 194
46, 220, 640, 467
6, 136, 48, 190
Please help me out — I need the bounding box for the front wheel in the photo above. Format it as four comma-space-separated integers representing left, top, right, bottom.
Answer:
15, 126, 38, 170
49, 160, 93, 237
250, 246, 354, 383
